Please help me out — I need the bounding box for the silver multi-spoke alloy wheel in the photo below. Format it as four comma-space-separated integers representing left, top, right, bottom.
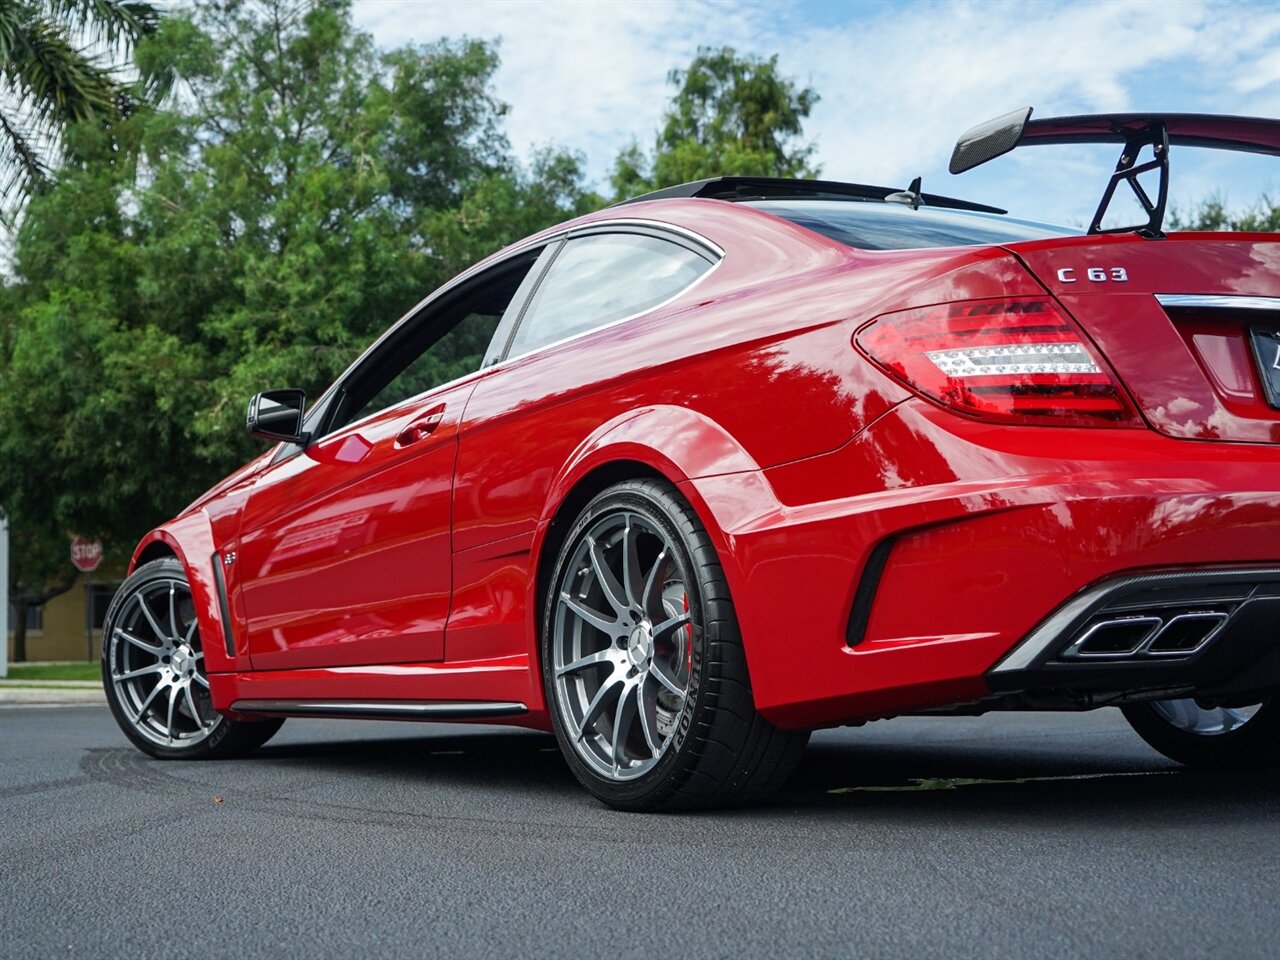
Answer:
552, 510, 694, 781
106, 576, 220, 749
103, 557, 284, 760
543, 479, 809, 811
1122, 694, 1280, 768
1149, 698, 1261, 736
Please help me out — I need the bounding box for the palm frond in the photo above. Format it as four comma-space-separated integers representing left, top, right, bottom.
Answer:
47, 0, 162, 48
0, 3, 31, 64
0, 0, 168, 204
0, 106, 49, 201
5, 16, 120, 127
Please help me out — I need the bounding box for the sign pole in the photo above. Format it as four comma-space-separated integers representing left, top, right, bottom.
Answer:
0, 510, 8, 679
85, 570, 93, 661
70, 536, 104, 663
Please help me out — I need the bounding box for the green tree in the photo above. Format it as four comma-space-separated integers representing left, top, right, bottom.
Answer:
1169, 193, 1280, 231
611, 46, 820, 199
0, 0, 595, 658
0, 0, 164, 205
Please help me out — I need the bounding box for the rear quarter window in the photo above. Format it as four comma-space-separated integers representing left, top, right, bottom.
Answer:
507, 232, 713, 358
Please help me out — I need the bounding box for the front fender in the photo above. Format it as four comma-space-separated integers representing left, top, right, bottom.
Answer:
129, 516, 244, 675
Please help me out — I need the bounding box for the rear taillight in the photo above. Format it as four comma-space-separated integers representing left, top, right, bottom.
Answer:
855, 297, 1142, 427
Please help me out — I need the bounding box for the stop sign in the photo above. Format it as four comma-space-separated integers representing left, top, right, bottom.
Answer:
71, 537, 103, 573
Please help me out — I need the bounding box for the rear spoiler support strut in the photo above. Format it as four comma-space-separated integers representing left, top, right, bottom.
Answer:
1089, 120, 1169, 239
950, 108, 1280, 239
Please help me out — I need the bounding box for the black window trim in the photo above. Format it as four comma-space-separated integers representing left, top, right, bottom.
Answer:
481, 238, 564, 370
488, 219, 723, 368
266, 218, 722, 465
270, 240, 554, 464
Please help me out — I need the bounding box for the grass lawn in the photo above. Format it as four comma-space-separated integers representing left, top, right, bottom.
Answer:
5, 662, 100, 682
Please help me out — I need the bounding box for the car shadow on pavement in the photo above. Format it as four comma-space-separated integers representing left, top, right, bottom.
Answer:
251, 728, 582, 796
765, 735, 1280, 824
236, 724, 1280, 822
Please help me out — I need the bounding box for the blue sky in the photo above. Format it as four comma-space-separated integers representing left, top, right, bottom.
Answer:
354, 0, 1280, 226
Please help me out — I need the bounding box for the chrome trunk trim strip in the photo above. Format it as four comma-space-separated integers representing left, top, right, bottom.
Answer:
1156, 294, 1280, 311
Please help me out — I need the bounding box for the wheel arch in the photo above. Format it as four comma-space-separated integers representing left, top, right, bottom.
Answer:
133, 538, 179, 569
525, 405, 759, 705
127, 516, 243, 675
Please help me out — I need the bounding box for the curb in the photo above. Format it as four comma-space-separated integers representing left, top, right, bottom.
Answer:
0, 687, 107, 706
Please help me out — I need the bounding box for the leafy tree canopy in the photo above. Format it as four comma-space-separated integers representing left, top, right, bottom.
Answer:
611, 46, 820, 200
0, 0, 597, 643
1169, 193, 1280, 232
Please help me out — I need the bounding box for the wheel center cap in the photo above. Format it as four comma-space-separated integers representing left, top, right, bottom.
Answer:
172, 647, 191, 675
627, 625, 652, 667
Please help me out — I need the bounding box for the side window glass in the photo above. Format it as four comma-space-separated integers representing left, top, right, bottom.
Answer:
325, 250, 542, 435
507, 233, 712, 358
348, 311, 498, 424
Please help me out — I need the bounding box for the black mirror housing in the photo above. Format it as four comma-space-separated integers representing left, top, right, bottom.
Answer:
247, 389, 308, 443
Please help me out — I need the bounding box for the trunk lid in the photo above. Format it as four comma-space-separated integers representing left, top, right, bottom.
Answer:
1006, 232, 1280, 443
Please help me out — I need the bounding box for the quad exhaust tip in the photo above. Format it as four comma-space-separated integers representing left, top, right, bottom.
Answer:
1062, 611, 1229, 661
989, 567, 1280, 676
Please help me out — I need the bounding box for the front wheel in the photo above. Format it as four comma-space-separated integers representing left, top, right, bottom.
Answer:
1121, 697, 1280, 768
102, 558, 284, 760
543, 478, 807, 811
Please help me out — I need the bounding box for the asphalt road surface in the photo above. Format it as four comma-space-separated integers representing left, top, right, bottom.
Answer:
2, 703, 1277, 959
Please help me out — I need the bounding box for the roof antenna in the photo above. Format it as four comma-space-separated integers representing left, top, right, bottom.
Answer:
885, 176, 924, 210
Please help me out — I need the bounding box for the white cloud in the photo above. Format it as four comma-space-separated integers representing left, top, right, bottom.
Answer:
354, 0, 749, 181
352, 0, 1280, 223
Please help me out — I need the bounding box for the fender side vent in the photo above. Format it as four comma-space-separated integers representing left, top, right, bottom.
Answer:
211, 553, 236, 659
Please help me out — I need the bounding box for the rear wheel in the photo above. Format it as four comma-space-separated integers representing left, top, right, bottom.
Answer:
1121, 697, 1280, 767
102, 558, 283, 760
542, 478, 807, 811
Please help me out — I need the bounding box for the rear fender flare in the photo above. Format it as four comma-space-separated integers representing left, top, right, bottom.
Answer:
524, 406, 763, 710
543, 404, 761, 516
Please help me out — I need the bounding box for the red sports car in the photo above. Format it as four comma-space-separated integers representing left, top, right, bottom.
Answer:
103, 109, 1280, 810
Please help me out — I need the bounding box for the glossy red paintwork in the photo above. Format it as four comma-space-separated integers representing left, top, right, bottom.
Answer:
236, 379, 479, 669
737, 398, 1280, 726
1015, 233, 1280, 442
130, 198, 1280, 731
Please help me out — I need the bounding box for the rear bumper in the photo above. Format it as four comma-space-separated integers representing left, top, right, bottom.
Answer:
684, 399, 1280, 729
986, 567, 1280, 700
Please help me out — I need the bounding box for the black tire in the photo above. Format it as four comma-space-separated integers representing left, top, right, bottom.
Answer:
1121, 697, 1280, 768
542, 478, 808, 811
102, 557, 284, 760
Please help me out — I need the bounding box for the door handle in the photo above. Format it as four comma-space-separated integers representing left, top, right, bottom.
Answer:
395, 407, 445, 447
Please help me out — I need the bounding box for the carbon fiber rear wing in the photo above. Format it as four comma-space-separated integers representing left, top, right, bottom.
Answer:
950, 108, 1280, 238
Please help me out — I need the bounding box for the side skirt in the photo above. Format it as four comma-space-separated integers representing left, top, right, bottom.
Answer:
230, 699, 527, 722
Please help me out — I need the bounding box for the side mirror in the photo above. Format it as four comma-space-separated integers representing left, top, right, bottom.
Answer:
246, 389, 308, 444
